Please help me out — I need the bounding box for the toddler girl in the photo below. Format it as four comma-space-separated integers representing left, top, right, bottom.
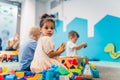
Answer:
30, 13, 65, 72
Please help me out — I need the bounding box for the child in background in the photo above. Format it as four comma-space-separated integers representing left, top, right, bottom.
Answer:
19, 26, 40, 71
6, 33, 19, 51
66, 30, 87, 56
30, 13, 65, 72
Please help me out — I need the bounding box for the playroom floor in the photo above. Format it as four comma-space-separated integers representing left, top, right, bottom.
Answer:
90, 61, 120, 80
0, 61, 120, 80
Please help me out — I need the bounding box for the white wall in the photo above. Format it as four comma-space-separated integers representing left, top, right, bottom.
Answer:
20, 0, 36, 46
35, 0, 47, 26
20, 0, 47, 46
47, 0, 120, 37
20, 0, 120, 45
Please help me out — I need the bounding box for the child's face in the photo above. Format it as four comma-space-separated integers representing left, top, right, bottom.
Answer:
70, 35, 78, 43
41, 21, 54, 37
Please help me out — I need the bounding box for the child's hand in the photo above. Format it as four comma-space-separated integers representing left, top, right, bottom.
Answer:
82, 42, 87, 48
48, 43, 66, 58
56, 43, 66, 55
57, 47, 65, 54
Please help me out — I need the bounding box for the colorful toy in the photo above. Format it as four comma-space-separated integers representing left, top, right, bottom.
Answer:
0, 75, 4, 80
104, 43, 120, 59
56, 66, 69, 75
18, 77, 26, 80
2, 66, 7, 73
7, 55, 13, 62
24, 71, 35, 76
2, 54, 7, 62
82, 64, 93, 79
57, 42, 66, 52
16, 72, 24, 78
69, 69, 81, 76
92, 68, 99, 78
74, 76, 82, 80
5, 74, 17, 80
42, 64, 69, 80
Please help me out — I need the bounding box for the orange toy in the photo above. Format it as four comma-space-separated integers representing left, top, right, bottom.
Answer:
57, 43, 66, 52
16, 72, 24, 78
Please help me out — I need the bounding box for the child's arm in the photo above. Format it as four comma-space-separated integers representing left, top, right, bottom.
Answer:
47, 43, 66, 58
74, 42, 87, 50
47, 48, 65, 58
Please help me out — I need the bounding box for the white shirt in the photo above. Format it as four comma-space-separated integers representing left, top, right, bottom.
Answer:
66, 40, 78, 56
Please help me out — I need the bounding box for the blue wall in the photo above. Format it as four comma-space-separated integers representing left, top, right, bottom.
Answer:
53, 15, 120, 62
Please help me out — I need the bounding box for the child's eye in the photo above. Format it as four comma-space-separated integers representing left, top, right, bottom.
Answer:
45, 27, 48, 29
51, 27, 54, 30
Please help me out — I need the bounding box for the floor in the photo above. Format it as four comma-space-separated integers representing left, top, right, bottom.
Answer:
1, 61, 120, 80
90, 61, 120, 80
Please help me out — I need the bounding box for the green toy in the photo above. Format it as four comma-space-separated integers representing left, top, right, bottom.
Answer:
56, 66, 69, 75
104, 43, 120, 59
69, 69, 81, 75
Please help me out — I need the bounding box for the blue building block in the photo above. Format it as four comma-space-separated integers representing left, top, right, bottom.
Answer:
24, 71, 35, 76
5, 74, 17, 80
42, 70, 47, 79
46, 69, 54, 80
92, 68, 99, 78
3, 74, 9, 78
18, 77, 26, 80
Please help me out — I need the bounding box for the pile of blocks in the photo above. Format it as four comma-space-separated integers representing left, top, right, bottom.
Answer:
60, 56, 99, 80
0, 56, 99, 80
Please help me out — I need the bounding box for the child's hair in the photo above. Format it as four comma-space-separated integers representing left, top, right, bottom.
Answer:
39, 13, 55, 28
29, 26, 41, 37
68, 30, 79, 38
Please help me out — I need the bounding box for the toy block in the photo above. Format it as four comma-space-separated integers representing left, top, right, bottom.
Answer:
74, 76, 82, 80
18, 77, 26, 80
83, 64, 93, 79
42, 70, 47, 79
5, 74, 17, 80
69, 69, 81, 75
56, 66, 69, 75
57, 43, 66, 52
68, 72, 73, 78
0, 75, 4, 80
38, 78, 42, 80
2, 66, 7, 73
3, 74, 9, 78
60, 56, 88, 69
34, 74, 42, 79
16, 72, 24, 78
45, 69, 54, 80
24, 71, 35, 76
90, 64, 96, 69
92, 68, 99, 78
27, 77, 37, 80
59, 75, 69, 80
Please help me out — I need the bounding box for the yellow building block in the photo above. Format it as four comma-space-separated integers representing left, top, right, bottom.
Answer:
27, 77, 37, 80
2, 66, 7, 73
34, 74, 42, 78
16, 72, 24, 78
68, 72, 73, 78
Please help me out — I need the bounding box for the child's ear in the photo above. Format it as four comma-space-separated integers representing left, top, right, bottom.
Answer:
70, 36, 73, 39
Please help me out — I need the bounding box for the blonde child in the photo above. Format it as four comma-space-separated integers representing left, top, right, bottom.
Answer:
30, 13, 65, 72
66, 30, 87, 56
19, 26, 40, 71
6, 33, 19, 51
